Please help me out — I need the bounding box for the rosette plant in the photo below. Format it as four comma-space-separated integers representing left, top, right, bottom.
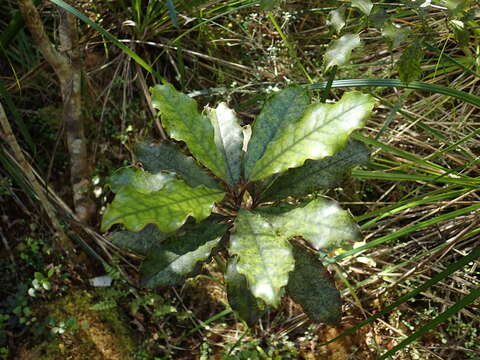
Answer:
102, 83, 375, 325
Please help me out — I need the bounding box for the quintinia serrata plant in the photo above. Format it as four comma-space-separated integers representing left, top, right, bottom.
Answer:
102, 83, 375, 325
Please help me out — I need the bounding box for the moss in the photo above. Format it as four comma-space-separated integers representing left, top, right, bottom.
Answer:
17, 289, 137, 360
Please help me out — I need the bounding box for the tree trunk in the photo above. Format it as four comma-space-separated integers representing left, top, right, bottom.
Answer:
18, 0, 95, 223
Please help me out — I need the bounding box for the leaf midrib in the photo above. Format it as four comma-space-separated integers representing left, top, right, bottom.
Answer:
250, 100, 369, 179
107, 186, 223, 224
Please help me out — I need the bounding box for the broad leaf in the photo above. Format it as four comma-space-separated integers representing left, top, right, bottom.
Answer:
327, 8, 346, 34
248, 91, 374, 181
151, 83, 227, 181
351, 0, 373, 15
324, 34, 361, 71
398, 41, 423, 84
382, 22, 410, 48
259, 140, 370, 202
140, 221, 228, 287
287, 244, 341, 324
207, 103, 244, 185
101, 177, 225, 232
135, 141, 219, 189
244, 86, 310, 179
225, 257, 264, 326
229, 210, 294, 307
108, 224, 172, 255
257, 198, 360, 250
108, 167, 175, 194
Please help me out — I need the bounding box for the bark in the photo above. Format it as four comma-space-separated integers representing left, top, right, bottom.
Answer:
18, 0, 95, 223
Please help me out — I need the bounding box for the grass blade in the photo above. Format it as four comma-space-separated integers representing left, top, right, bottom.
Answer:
319, 245, 480, 348
308, 79, 480, 108
49, 0, 161, 81
377, 284, 480, 360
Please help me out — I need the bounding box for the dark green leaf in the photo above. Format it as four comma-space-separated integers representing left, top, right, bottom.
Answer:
229, 210, 295, 307
108, 224, 173, 255
398, 41, 423, 84
259, 140, 370, 202
140, 221, 228, 287
225, 257, 265, 326
151, 83, 228, 181
101, 175, 225, 232
248, 91, 374, 181
135, 141, 219, 189
244, 86, 310, 179
207, 103, 244, 185
166, 0, 179, 28
287, 244, 341, 325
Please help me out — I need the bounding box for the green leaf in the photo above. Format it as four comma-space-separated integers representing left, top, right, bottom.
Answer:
207, 103, 244, 185
324, 34, 361, 71
135, 141, 219, 189
248, 91, 375, 181
108, 167, 175, 194
244, 86, 310, 179
229, 210, 295, 307
382, 22, 410, 48
101, 177, 225, 232
108, 224, 173, 255
151, 83, 227, 181
439, 0, 470, 16
260, 0, 280, 10
450, 20, 469, 48
287, 244, 341, 324
398, 41, 423, 84
257, 198, 359, 250
140, 221, 228, 287
351, 0, 373, 15
225, 257, 265, 326
327, 8, 346, 34
259, 140, 370, 202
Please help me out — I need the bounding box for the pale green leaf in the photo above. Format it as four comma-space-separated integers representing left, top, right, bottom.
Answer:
324, 34, 361, 71
244, 86, 310, 179
151, 84, 227, 181
108, 224, 173, 255
135, 141, 219, 189
351, 0, 373, 15
439, 0, 469, 15
259, 140, 370, 202
108, 167, 175, 194
101, 176, 225, 232
248, 91, 375, 181
287, 244, 341, 324
225, 257, 265, 326
382, 22, 410, 48
207, 103, 244, 185
257, 198, 359, 250
229, 210, 294, 307
140, 221, 228, 287
327, 8, 346, 34
398, 41, 423, 84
